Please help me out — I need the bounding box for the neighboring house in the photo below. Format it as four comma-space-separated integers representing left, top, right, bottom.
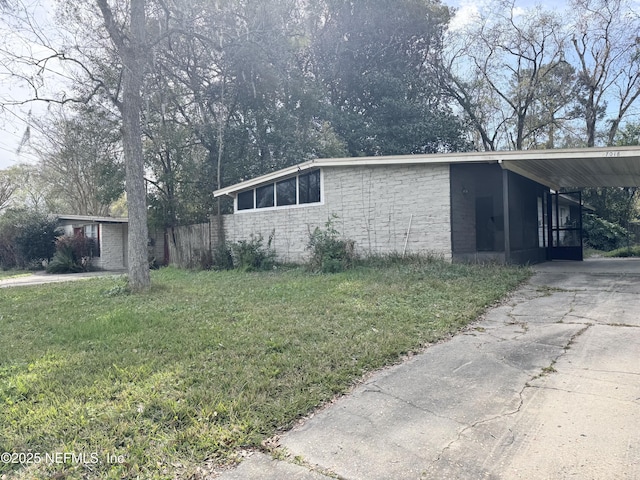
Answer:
214, 147, 640, 265
56, 215, 128, 271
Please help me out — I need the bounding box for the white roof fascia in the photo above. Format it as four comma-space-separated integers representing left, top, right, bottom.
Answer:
54, 214, 129, 224
213, 146, 640, 197
213, 153, 496, 198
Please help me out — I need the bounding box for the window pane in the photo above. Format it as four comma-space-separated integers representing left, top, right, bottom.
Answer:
299, 170, 320, 204
84, 224, 98, 239
256, 183, 275, 208
238, 190, 254, 210
276, 177, 297, 206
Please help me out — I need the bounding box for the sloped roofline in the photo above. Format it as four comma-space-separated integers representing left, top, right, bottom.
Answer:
214, 146, 640, 197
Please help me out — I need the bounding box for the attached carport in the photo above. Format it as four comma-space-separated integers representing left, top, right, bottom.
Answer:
495, 147, 640, 262
495, 146, 640, 189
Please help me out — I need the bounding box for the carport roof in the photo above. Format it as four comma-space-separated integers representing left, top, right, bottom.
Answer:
494, 146, 640, 190
213, 146, 640, 197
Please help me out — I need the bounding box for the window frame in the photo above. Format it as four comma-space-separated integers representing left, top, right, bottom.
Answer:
276, 177, 297, 207
256, 183, 275, 209
234, 169, 323, 213
237, 190, 255, 210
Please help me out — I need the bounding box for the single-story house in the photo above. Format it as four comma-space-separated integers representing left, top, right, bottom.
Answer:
56, 215, 129, 270
213, 147, 640, 265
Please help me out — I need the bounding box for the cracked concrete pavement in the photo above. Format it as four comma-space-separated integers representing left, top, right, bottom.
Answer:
216, 258, 640, 480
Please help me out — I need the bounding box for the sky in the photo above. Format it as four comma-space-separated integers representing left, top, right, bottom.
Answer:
0, 0, 583, 171
0, 0, 61, 170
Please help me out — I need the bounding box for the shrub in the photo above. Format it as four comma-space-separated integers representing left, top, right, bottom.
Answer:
212, 243, 234, 271
604, 245, 640, 257
582, 213, 630, 251
0, 209, 60, 269
15, 215, 60, 267
307, 215, 356, 273
230, 233, 276, 271
46, 235, 98, 274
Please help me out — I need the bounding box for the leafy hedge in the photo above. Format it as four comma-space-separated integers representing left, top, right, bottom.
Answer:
582, 213, 631, 252
0, 210, 60, 269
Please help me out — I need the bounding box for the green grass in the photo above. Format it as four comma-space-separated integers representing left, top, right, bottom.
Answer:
603, 245, 640, 257
0, 261, 530, 479
0, 270, 31, 280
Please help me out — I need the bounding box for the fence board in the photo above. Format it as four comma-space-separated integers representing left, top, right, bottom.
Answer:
166, 222, 211, 269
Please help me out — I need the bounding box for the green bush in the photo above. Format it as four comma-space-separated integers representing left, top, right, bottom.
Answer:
46, 235, 98, 274
0, 209, 60, 269
604, 245, 640, 257
307, 215, 356, 273
230, 233, 276, 271
212, 243, 234, 271
582, 213, 630, 251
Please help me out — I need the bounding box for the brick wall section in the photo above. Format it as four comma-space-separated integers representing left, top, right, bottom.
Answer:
221, 164, 452, 263
95, 223, 127, 270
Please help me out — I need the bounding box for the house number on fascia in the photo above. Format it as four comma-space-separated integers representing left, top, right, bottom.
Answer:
605, 151, 621, 157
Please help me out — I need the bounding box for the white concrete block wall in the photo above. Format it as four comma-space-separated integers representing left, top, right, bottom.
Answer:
94, 224, 127, 270
221, 164, 452, 263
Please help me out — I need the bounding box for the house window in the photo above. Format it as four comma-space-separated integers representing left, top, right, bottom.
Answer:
84, 224, 99, 239
83, 224, 101, 257
299, 170, 320, 204
256, 184, 275, 208
238, 190, 254, 210
276, 177, 297, 206
235, 169, 322, 212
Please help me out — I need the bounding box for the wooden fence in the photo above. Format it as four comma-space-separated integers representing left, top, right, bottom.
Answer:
166, 222, 212, 269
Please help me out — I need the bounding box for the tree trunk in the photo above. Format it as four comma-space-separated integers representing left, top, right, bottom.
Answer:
97, 0, 151, 290
122, 66, 150, 290
123, 0, 150, 290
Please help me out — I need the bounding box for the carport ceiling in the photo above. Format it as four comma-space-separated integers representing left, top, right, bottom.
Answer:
495, 146, 640, 190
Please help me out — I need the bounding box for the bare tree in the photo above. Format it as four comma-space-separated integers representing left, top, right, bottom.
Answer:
442, 0, 569, 150
2, 164, 59, 212
0, 0, 152, 289
32, 106, 124, 216
0, 169, 18, 211
569, 0, 640, 147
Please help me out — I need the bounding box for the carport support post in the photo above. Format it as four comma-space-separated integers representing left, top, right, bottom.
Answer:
503, 169, 511, 263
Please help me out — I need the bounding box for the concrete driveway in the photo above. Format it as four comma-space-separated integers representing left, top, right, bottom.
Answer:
0, 270, 126, 288
217, 258, 640, 480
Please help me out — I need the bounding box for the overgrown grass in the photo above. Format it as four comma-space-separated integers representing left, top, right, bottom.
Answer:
0, 261, 530, 479
603, 245, 640, 257
0, 270, 31, 280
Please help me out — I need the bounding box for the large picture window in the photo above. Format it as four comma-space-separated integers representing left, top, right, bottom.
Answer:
235, 169, 322, 212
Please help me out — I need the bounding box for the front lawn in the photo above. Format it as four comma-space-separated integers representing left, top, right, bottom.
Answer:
0, 270, 31, 280
0, 261, 529, 479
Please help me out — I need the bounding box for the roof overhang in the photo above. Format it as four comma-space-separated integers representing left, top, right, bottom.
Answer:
496, 146, 640, 190
55, 214, 129, 224
213, 146, 640, 197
